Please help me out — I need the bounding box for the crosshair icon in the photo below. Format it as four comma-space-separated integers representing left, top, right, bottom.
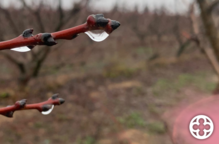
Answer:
189, 115, 214, 140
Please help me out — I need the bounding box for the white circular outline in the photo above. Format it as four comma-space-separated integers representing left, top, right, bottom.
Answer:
189, 115, 214, 140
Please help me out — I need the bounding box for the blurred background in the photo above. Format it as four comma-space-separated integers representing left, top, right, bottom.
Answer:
0, 0, 218, 144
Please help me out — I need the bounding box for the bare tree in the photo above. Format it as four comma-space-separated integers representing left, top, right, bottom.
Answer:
130, 7, 151, 45
197, 0, 219, 61
178, 0, 219, 93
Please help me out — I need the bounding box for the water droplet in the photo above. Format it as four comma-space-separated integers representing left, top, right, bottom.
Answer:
85, 30, 109, 42
41, 105, 54, 115
11, 46, 31, 52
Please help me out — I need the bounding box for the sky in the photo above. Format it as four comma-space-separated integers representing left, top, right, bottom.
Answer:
89, 0, 193, 13
0, 0, 193, 14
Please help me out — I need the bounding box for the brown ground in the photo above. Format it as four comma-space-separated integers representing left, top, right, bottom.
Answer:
0, 48, 216, 144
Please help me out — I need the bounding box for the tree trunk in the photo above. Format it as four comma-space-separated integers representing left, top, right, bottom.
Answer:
197, 0, 219, 61
197, 0, 219, 94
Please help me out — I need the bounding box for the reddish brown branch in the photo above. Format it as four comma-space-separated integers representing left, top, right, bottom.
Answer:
0, 94, 65, 118
0, 14, 120, 50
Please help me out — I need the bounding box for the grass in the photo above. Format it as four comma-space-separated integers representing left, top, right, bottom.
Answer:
118, 112, 166, 134
76, 136, 96, 144
136, 47, 153, 55
152, 72, 216, 96
103, 64, 138, 79
146, 121, 166, 134
34, 122, 44, 129
0, 92, 10, 99
118, 112, 146, 128
43, 140, 50, 144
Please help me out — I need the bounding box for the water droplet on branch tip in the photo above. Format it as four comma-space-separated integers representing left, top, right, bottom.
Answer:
41, 105, 54, 115
85, 30, 109, 42
11, 46, 31, 52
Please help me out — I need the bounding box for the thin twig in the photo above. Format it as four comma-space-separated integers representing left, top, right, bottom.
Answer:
0, 94, 65, 118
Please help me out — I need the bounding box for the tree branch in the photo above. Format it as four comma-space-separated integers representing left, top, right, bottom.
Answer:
20, 0, 45, 32
176, 39, 191, 57
0, 53, 26, 74
0, 94, 65, 118
186, 2, 219, 77
31, 47, 51, 77
55, 0, 65, 31
55, 1, 90, 31
0, 6, 20, 36
0, 14, 120, 50
197, 0, 219, 61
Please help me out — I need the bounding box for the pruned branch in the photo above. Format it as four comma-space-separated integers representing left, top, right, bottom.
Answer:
176, 39, 191, 57
0, 94, 65, 118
